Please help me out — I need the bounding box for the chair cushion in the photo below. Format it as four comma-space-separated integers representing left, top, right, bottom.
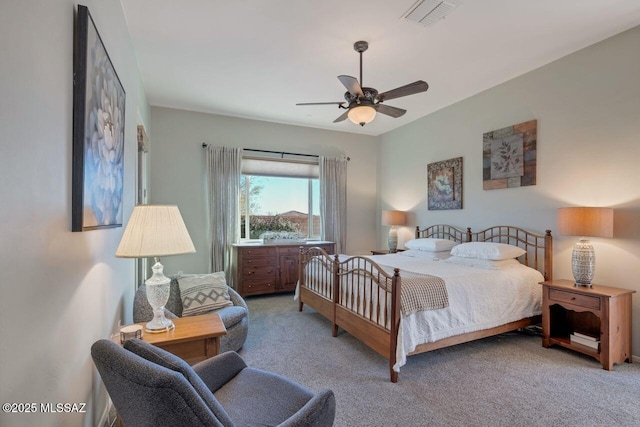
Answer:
124, 339, 234, 427
216, 305, 247, 329
214, 367, 314, 426
178, 272, 233, 317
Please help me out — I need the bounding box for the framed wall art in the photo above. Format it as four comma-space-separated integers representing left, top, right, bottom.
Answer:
483, 119, 536, 190
427, 157, 463, 210
72, 5, 126, 231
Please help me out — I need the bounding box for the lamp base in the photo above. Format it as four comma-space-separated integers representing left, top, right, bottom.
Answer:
144, 259, 175, 333
572, 237, 595, 287
145, 317, 175, 333
388, 227, 398, 253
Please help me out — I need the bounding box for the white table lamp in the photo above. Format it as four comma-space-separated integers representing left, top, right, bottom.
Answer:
382, 210, 406, 253
557, 207, 613, 287
116, 205, 195, 332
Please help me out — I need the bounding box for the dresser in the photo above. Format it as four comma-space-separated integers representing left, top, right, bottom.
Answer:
233, 241, 335, 297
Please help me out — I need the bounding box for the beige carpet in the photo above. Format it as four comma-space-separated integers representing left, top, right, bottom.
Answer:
239, 294, 640, 427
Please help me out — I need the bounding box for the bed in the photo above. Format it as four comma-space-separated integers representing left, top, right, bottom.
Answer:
297, 224, 553, 382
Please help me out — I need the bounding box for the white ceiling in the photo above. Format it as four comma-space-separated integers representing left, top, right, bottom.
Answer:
121, 0, 640, 136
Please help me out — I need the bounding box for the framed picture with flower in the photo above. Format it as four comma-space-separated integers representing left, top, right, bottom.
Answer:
427, 157, 463, 210
72, 5, 125, 231
482, 120, 537, 190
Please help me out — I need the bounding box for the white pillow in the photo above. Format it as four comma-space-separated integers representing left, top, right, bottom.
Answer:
398, 249, 451, 261
444, 256, 522, 270
450, 242, 526, 260
404, 238, 458, 252
178, 272, 233, 317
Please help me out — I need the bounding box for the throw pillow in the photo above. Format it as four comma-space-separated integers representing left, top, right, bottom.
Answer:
450, 242, 526, 260
178, 272, 232, 317
404, 238, 459, 252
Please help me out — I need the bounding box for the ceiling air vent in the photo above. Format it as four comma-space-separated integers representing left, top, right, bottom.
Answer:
402, 0, 460, 27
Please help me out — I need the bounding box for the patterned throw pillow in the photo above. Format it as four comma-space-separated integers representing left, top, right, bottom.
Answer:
177, 272, 233, 317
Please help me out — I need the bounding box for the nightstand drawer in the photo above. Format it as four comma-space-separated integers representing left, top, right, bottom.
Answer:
549, 288, 600, 310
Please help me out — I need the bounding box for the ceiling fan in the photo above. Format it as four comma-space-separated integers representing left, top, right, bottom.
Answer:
296, 41, 429, 127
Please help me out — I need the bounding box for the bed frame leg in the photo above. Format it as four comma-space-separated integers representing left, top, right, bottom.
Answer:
298, 299, 303, 312
390, 368, 398, 383
332, 323, 338, 337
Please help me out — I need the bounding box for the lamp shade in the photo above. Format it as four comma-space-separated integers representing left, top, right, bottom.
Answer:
348, 105, 376, 126
116, 205, 196, 258
382, 210, 406, 226
557, 207, 613, 238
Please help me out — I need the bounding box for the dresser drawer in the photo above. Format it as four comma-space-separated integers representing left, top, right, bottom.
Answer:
318, 244, 334, 254
242, 265, 277, 278
279, 246, 303, 256
549, 288, 600, 310
242, 279, 276, 295
242, 257, 276, 267
239, 247, 277, 257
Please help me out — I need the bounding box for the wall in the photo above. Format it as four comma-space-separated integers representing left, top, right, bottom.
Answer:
378, 26, 640, 356
149, 107, 379, 274
0, 1, 149, 426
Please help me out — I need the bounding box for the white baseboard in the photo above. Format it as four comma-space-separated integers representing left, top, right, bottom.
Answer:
633, 354, 640, 363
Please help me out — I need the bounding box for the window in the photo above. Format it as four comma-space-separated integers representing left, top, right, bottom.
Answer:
240, 157, 320, 240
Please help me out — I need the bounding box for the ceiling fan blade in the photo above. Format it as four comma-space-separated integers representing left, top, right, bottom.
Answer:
338, 75, 364, 98
376, 104, 406, 118
296, 102, 345, 106
376, 81, 429, 102
333, 110, 350, 123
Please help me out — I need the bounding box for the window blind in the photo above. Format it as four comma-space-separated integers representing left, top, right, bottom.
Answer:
241, 157, 319, 178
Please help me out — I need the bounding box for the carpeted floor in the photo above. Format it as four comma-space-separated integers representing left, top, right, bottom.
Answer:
238, 294, 640, 427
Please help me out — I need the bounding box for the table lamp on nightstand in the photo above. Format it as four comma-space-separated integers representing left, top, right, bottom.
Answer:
116, 205, 195, 333
382, 210, 406, 253
557, 207, 613, 287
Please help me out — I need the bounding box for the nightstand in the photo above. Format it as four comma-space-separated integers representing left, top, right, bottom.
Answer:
540, 279, 635, 370
370, 249, 405, 255
113, 313, 227, 365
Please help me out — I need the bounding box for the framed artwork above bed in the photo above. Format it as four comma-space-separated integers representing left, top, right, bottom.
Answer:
483, 119, 537, 190
427, 157, 463, 210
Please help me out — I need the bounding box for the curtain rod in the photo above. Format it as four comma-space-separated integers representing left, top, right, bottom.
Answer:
201, 144, 349, 161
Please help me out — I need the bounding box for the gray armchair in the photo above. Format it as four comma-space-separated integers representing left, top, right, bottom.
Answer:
133, 276, 248, 353
91, 339, 335, 427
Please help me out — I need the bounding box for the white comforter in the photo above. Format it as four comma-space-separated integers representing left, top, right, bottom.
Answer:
366, 254, 544, 372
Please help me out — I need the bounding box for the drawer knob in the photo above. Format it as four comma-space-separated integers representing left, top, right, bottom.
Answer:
571, 297, 576, 300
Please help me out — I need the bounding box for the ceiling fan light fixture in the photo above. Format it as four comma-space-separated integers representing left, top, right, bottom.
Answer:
348, 105, 376, 126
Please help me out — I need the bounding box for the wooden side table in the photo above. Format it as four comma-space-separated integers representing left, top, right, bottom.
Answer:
540, 279, 635, 370
115, 312, 227, 364
370, 249, 405, 255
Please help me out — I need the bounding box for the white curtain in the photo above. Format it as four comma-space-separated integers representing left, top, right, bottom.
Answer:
320, 156, 348, 253
206, 146, 242, 286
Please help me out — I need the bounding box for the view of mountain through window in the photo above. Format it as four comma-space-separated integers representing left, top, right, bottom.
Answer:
240, 175, 320, 240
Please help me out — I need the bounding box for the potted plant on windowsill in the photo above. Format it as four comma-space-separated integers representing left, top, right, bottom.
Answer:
261, 231, 306, 244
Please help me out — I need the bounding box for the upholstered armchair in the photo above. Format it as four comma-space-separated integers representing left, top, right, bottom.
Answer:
91, 339, 336, 427
133, 275, 249, 353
